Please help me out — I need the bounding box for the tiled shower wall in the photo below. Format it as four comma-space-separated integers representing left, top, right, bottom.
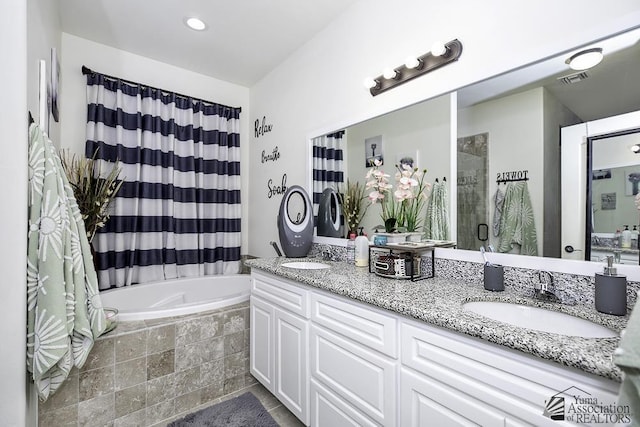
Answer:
38, 301, 253, 426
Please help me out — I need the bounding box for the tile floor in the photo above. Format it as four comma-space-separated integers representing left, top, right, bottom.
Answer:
160, 381, 305, 427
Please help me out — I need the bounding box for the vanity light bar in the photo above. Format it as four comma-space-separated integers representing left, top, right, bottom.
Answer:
367, 39, 463, 96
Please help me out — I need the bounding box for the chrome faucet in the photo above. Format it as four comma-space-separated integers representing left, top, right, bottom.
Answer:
534, 270, 559, 301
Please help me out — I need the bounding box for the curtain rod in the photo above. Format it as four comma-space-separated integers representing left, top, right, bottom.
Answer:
81, 66, 241, 113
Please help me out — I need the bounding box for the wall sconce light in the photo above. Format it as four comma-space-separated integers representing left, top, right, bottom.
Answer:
364, 39, 463, 96
565, 48, 603, 71
630, 144, 640, 154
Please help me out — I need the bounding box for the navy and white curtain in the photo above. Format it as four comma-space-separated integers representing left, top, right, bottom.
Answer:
312, 131, 345, 218
85, 72, 242, 289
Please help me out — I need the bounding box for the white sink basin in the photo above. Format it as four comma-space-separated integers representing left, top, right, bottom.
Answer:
463, 301, 617, 338
281, 261, 330, 270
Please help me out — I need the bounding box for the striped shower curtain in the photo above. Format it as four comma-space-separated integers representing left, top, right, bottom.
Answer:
85, 72, 242, 289
312, 131, 345, 220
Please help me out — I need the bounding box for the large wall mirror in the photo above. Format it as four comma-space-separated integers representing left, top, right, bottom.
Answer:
311, 26, 640, 265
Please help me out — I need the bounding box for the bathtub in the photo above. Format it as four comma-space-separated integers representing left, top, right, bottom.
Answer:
99, 275, 251, 321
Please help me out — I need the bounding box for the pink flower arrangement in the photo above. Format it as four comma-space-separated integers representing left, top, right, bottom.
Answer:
365, 159, 430, 232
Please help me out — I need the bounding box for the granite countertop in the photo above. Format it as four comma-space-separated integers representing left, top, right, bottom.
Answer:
592, 245, 639, 255
245, 257, 629, 382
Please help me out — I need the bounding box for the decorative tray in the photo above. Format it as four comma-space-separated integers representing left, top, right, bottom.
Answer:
382, 240, 456, 249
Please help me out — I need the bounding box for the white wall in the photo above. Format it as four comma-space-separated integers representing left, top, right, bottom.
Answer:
542, 88, 581, 257
1, 1, 28, 426
247, 0, 640, 257
59, 33, 251, 251
346, 94, 452, 234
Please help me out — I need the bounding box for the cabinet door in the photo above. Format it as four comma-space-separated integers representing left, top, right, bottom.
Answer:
275, 308, 308, 424
311, 325, 396, 427
400, 368, 505, 427
250, 296, 274, 391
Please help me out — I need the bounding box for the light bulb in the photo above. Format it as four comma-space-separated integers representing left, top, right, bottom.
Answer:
383, 68, 398, 79
405, 56, 421, 69
363, 77, 378, 89
430, 41, 447, 57
185, 17, 207, 31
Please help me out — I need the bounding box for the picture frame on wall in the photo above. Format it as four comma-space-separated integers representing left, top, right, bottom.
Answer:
624, 168, 640, 196
50, 47, 60, 122
365, 135, 383, 167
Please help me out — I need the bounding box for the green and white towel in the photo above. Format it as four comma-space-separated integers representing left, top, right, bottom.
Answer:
614, 304, 640, 425
27, 124, 107, 401
424, 180, 450, 240
497, 181, 538, 256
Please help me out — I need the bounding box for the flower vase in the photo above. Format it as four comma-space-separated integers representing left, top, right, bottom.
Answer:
384, 218, 397, 233
406, 232, 423, 242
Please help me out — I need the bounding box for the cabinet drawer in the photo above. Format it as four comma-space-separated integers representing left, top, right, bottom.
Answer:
252, 271, 309, 317
311, 291, 397, 358
401, 367, 506, 427
401, 320, 620, 426
311, 325, 397, 427
310, 378, 380, 427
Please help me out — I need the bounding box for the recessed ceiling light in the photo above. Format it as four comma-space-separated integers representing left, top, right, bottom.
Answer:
565, 48, 603, 71
185, 17, 207, 31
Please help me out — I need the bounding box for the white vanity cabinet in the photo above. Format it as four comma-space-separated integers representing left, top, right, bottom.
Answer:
250, 271, 310, 424
250, 270, 623, 426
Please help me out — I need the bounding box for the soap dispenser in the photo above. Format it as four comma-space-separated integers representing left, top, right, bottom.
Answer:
354, 228, 370, 267
621, 225, 632, 249
594, 256, 627, 316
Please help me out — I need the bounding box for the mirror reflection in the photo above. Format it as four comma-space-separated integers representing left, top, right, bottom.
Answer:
589, 130, 640, 265
311, 27, 640, 264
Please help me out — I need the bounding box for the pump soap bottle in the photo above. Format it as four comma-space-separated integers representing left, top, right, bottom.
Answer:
622, 225, 632, 249
355, 228, 370, 267
594, 256, 627, 316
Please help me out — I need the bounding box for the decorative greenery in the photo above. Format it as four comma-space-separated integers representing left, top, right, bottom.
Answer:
395, 164, 430, 232
60, 149, 124, 243
337, 180, 369, 237
365, 159, 398, 232
365, 159, 430, 233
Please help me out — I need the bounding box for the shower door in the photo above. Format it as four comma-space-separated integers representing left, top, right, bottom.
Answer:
457, 133, 489, 251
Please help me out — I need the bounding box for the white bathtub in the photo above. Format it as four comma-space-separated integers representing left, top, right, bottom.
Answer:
99, 275, 251, 321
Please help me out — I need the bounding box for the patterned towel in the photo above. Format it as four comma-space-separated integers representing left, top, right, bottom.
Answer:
424, 180, 450, 240
493, 186, 505, 237
614, 304, 640, 423
27, 124, 107, 401
497, 181, 538, 256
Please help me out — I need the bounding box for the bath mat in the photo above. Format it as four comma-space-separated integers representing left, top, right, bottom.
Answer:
167, 391, 279, 427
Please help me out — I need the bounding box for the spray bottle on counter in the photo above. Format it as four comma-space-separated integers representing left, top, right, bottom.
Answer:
346, 232, 356, 264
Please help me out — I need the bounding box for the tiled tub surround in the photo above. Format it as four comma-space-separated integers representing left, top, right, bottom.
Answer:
246, 256, 634, 382
37, 302, 253, 427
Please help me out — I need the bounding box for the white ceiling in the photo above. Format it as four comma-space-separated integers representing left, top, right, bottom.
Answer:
458, 28, 640, 122
58, 0, 358, 87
